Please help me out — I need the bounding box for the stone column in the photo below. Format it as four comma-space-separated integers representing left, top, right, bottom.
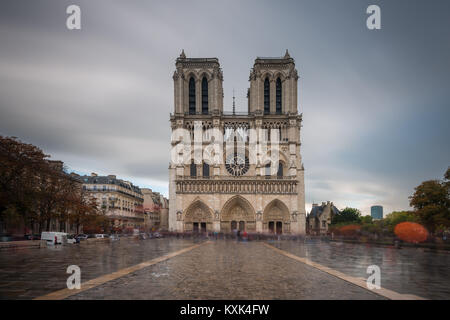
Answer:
196, 79, 201, 114
168, 167, 177, 231
270, 79, 276, 114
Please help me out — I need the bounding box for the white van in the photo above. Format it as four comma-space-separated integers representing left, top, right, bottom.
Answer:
41, 232, 68, 245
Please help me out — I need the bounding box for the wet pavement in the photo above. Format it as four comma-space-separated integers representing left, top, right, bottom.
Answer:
271, 239, 450, 300
0, 238, 198, 299
0, 238, 448, 300
68, 240, 382, 300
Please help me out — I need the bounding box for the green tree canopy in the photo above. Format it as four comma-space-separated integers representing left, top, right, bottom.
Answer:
409, 167, 450, 232
331, 207, 361, 225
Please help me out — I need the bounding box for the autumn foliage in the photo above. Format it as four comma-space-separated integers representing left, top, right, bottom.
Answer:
394, 222, 429, 243
0, 136, 102, 235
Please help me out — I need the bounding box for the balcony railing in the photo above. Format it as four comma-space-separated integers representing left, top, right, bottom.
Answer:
178, 175, 297, 181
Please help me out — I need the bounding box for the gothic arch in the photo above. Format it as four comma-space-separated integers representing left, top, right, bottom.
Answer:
260, 149, 290, 168
273, 71, 287, 82
185, 71, 198, 82
184, 199, 214, 223
220, 195, 256, 222
263, 199, 290, 222
260, 72, 273, 81
199, 71, 212, 82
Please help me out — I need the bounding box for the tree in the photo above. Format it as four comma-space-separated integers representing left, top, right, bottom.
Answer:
0, 136, 106, 235
0, 136, 50, 233
331, 207, 361, 225
409, 167, 450, 233
360, 215, 373, 224
383, 211, 418, 233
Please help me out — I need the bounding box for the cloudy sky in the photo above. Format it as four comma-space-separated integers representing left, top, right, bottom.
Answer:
1, 0, 449, 215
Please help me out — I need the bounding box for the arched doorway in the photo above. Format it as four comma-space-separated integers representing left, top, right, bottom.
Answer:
263, 199, 290, 234
183, 200, 213, 233
220, 196, 256, 233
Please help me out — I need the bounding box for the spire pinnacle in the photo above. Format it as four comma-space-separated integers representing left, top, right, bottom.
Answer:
232, 89, 236, 115
180, 49, 186, 59
284, 49, 290, 59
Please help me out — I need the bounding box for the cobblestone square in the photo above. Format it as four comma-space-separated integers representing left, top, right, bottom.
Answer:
3, 237, 449, 300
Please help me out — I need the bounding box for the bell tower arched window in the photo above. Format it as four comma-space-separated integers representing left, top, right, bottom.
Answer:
276, 78, 282, 114
264, 78, 270, 114
201, 77, 208, 115
189, 77, 196, 115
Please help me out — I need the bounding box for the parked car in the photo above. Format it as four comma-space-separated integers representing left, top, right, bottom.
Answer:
23, 234, 41, 240
95, 234, 107, 239
0, 235, 13, 242
110, 234, 120, 241
153, 232, 163, 238
75, 234, 88, 241
87, 234, 96, 239
67, 234, 80, 244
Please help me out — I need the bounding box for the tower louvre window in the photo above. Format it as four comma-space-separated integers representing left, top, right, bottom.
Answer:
189, 77, 196, 115
276, 78, 282, 114
264, 78, 270, 114
201, 77, 208, 115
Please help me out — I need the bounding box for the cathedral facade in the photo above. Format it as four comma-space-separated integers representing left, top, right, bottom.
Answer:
169, 50, 306, 234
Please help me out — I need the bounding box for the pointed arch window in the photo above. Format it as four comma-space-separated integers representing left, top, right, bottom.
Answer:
201, 77, 208, 115
264, 78, 270, 114
277, 162, 283, 178
190, 160, 197, 177
202, 162, 210, 177
189, 77, 196, 115
276, 78, 282, 114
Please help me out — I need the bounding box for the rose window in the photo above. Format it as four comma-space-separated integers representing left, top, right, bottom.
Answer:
225, 153, 249, 176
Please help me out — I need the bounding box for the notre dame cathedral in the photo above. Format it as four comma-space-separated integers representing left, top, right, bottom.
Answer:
169, 50, 306, 235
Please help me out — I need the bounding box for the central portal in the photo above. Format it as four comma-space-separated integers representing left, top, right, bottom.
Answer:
220, 196, 256, 233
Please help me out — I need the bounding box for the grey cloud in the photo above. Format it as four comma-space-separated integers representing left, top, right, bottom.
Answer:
0, 0, 449, 207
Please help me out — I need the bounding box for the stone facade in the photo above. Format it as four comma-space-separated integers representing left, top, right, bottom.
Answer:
169, 50, 306, 234
142, 188, 169, 231
306, 201, 340, 235
81, 173, 144, 230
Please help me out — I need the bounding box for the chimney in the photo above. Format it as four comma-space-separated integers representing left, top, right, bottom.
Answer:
91, 172, 98, 177
107, 175, 116, 179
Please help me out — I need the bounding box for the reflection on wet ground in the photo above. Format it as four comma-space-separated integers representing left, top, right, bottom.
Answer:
0, 238, 448, 299
69, 240, 382, 300
272, 239, 450, 299
0, 238, 198, 299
